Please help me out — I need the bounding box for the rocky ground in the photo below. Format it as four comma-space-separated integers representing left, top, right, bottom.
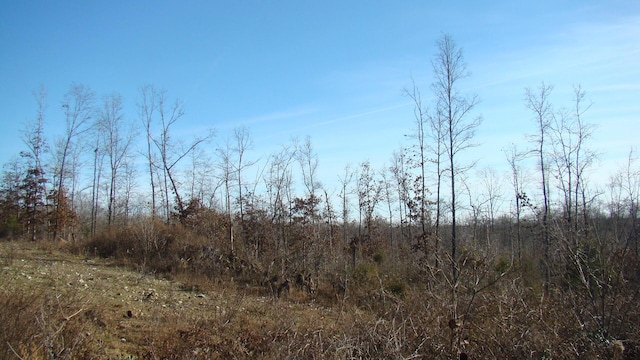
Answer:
1, 241, 341, 359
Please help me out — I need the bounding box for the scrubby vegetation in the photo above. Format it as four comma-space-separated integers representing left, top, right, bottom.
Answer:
2, 34, 640, 358
2, 207, 640, 359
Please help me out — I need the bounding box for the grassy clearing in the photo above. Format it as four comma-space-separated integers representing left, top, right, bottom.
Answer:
1, 239, 637, 359
1, 241, 409, 359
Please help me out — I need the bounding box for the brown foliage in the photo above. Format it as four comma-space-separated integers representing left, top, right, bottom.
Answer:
4, 210, 640, 359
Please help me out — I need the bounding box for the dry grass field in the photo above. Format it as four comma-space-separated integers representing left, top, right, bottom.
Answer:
0, 240, 424, 359
1, 238, 638, 359
0, 242, 321, 358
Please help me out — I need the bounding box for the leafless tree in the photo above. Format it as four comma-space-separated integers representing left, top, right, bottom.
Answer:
298, 135, 321, 200
357, 161, 383, 244
297, 135, 322, 256
229, 127, 256, 225
138, 84, 161, 218
98, 93, 135, 227
461, 174, 487, 247
404, 79, 431, 238
609, 149, 640, 255
186, 147, 215, 204
550, 85, 596, 246
478, 166, 503, 244
216, 142, 236, 252
264, 142, 297, 252
432, 34, 482, 283
504, 144, 527, 261
338, 164, 355, 248
89, 131, 104, 236
390, 150, 412, 245
380, 166, 396, 249
120, 157, 137, 226
52, 83, 94, 239
151, 92, 213, 223
525, 82, 554, 292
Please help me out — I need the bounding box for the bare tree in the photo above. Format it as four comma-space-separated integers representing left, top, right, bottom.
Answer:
152, 93, 213, 223
404, 79, 430, 238
264, 142, 297, 252
138, 84, 160, 218
609, 149, 640, 255
357, 161, 383, 247
478, 166, 503, 244
390, 150, 412, 245
550, 85, 596, 246
231, 127, 257, 225
461, 175, 486, 247
98, 93, 135, 227
297, 135, 322, 258
338, 165, 355, 248
89, 132, 104, 236
298, 135, 321, 200
52, 83, 94, 239
216, 142, 236, 253
66, 141, 85, 213
379, 166, 396, 249
432, 34, 482, 283
186, 147, 215, 204
154, 92, 183, 222
525, 82, 554, 292
504, 144, 527, 261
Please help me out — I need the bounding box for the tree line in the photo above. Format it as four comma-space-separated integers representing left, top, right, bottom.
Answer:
1, 34, 639, 349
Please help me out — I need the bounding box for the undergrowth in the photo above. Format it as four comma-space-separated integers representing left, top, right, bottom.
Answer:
2, 224, 639, 359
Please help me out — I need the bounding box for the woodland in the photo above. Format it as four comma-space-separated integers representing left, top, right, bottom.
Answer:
1, 34, 639, 359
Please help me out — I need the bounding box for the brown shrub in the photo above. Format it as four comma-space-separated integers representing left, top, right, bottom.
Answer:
0, 278, 96, 359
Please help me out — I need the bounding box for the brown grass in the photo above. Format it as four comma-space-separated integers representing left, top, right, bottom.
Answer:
2, 237, 638, 359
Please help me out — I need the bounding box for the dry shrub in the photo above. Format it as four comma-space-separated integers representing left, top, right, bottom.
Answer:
19, 215, 635, 358
85, 221, 208, 274
0, 281, 44, 359
0, 277, 96, 359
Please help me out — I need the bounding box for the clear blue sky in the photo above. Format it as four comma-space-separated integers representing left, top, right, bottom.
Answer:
1, 1, 639, 199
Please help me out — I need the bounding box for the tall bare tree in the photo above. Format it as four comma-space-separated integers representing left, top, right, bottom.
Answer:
98, 93, 135, 227
264, 142, 297, 252
186, 147, 215, 204
504, 144, 527, 261
152, 92, 212, 223
550, 85, 596, 245
216, 142, 236, 253
390, 150, 412, 244
432, 34, 482, 283
525, 82, 554, 292
297, 135, 322, 256
52, 83, 94, 239
89, 132, 104, 236
478, 166, 503, 242
609, 149, 640, 256
298, 135, 320, 200
231, 127, 256, 225
357, 161, 383, 246
380, 166, 396, 249
338, 164, 355, 248
138, 84, 161, 218
404, 79, 430, 238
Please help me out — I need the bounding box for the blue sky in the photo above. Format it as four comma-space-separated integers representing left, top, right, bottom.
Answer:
1, 1, 639, 202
